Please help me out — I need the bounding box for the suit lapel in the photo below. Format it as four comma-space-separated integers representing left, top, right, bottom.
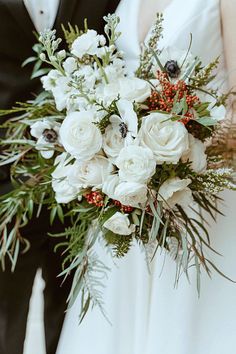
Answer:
5, 0, 36, 41
5, 0, 121, 41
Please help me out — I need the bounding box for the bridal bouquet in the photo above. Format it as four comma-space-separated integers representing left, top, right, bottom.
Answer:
0, 14, 235, 320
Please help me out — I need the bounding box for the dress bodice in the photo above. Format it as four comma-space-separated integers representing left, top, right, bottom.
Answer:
116, 0, 226, 88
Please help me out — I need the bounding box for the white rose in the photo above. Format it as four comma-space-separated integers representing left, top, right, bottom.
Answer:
157, 177, 193, 208
51, 153, 81, 203
96, 77, 151, 105
68, 155, 114, 189
118, 77, 151, 102
60, 111, 103, 160
103, 212, 136, 235
182, 134, 207, 173
138, 112, 189, 164
71, 30, 103, 58
52, 179, 79, 204
114, 181, 148, 207
116, 145, 156, 183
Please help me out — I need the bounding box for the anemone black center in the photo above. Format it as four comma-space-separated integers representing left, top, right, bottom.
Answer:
164, 60, 180, 78
119, 122, 128, 138
43, 129, 58, 143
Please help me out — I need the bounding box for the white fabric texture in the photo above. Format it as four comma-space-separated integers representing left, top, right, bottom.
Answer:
23, 0, 60, 32
57, 1, 236, 353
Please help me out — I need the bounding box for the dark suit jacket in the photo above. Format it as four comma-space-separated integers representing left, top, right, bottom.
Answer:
0, 0, 121, 193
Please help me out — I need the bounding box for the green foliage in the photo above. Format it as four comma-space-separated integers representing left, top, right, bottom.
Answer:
104, 231, 133, 258
150, 161, 194, 190
190, 57, 219, 89
61, 23, 82, 48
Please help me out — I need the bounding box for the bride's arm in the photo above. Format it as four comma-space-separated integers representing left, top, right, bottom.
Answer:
221, 0, 236, 123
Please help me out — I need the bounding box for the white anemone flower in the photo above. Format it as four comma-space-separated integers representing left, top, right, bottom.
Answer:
153, 46, 196, 82
30, 119, 61, 159
110, 99, 138, 145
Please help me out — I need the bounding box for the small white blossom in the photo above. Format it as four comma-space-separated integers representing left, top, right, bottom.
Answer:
71, 30, 104, 59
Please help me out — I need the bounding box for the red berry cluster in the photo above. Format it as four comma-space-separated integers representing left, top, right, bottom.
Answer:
148, 71, 200, 124
113, 200, 134, 213
85, 191, 104, 207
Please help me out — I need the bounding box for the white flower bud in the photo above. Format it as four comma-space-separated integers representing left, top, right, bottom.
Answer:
57, 50, 66, 60
39, 53, 46, 61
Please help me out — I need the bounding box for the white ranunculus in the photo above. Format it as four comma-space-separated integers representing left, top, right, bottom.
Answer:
116, 145, 156, 183
138, 112, 189, 164
71, 30, 104, 59
96, 77, 151, 105
63, 57, 77, 74
41, 69, 62, 91
60, 111, 103, 160
68, 155, 114, 189
52, 178, 79, 203
114, 181, 148, 207
103, 212, 136, 235
182, 134, 207, 173
51, 153, 80, 203
157, 177, 193, 208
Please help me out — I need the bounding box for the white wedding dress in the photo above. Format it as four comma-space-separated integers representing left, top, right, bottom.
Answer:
57, 1, 236, 353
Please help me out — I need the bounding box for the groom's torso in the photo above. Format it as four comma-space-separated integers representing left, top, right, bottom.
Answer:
0, 0, 120, 191
0, 0, 121, 109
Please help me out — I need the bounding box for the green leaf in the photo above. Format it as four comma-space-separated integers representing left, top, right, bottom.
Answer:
27, 199, 34, 219
22, 56, 37, 67
196, 117, 218, 126
100, 206, 119, 226
57, 204, 64, 223
195, 255, 201, 296
50, 206, 57, 225
31, 68, 50, 79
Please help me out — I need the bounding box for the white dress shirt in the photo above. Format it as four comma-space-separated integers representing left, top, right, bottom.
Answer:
23, 0, 60, 32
